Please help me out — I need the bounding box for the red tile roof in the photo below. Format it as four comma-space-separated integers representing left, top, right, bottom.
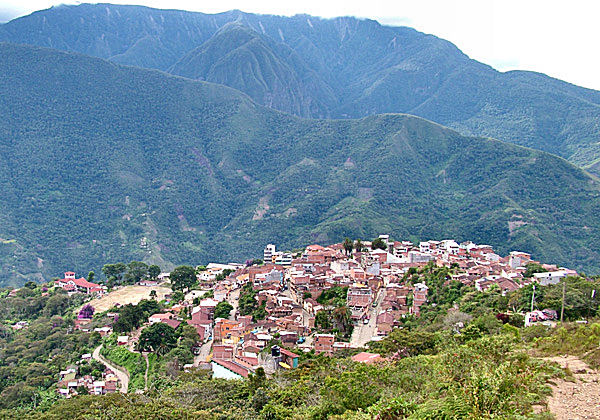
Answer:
280, 348, 300, 359
212, 358, 250, 378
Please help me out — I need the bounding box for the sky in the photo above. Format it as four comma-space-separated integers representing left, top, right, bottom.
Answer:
1, 0, 599, 90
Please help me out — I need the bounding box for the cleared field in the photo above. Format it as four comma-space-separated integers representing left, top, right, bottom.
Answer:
80, 285, 171, 312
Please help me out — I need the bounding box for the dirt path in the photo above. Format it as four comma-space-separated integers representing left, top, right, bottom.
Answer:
143, 353, 149, 392
93, 345, 130, 394
544, 355, 600, 419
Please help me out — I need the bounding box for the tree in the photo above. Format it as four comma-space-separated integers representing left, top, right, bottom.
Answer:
332, 306, 353, 338
315, 310, 333, 331
78, 304, 95, 320
24, 281, 37, 290
343, 238, 353, 255
148, 265, 161, 280
42, 294, 70, 316
87, 271, 95, 283
371, 237, 387, 250
137, 322, 177, 353
170, 265, 196, 292
355, 239, 364, 252
125, 261, 149, 284
523, 263, 547, 278
214, 301, 233, 319
171, 290, 184, 303
102, 263, 127, 286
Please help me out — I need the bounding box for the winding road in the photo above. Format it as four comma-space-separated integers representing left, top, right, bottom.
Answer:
92, 345, 130, 394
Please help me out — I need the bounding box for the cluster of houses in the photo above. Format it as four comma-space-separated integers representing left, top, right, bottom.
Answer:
56, 354, 120, 397
52, 234, 578, 383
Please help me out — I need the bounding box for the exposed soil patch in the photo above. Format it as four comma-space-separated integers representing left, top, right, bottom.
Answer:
544, 355, 600, 419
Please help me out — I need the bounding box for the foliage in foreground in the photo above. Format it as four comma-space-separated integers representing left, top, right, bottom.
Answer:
7, 330, 569, 420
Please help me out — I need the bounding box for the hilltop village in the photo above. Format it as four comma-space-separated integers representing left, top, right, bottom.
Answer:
35, 235, 581, 395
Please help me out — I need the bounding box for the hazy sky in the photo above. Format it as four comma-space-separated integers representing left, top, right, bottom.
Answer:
1, 0, 599, 90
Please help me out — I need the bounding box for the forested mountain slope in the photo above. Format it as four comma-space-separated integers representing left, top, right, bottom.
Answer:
0, 43, 599, 285
2, 4, 600, 172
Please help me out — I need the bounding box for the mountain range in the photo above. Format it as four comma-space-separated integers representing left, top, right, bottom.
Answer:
2, 3, 600, 175
0, 41, 599, 285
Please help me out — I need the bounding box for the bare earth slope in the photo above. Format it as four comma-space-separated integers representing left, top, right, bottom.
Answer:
545, 356, 600, 419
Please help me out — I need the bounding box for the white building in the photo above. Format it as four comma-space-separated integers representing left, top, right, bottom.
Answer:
533, 270, 569, 286
264, 244, 276, 263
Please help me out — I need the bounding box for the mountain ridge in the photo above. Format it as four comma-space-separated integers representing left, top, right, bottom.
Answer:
2, 3, 600, 174
0, 42, 599, 285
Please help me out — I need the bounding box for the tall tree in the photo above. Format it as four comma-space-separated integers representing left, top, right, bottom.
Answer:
371, 238, 387, 250
148, 265, 161, 280
343, 237, 353, 255
101, 263, 127, 286
169, 265, 197, 292
125, 261, 149, 284
137, 322, 177, 353
355, 239, 363, 253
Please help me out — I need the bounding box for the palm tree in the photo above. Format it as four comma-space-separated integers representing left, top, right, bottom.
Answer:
355, 239, 363, 253
343, 237, 353, 255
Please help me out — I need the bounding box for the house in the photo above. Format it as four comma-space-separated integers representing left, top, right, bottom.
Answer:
94, 326, 112, 337
92, 381, 106, 395
148, 312, 177, 324
314, 334, 335, 355
211, 358, 250, 379
533, 270, 571, 286
279, 348, 300, 369
55, 271, 104, 295
412, 283, 428, 316
117, 336, 129, 346
213, 344, 234, 361
352, 352, 382, 364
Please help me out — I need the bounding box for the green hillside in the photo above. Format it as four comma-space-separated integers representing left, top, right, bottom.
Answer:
2, 4, 600, 172
0, 42, 599, 285
169, 23, 337, 118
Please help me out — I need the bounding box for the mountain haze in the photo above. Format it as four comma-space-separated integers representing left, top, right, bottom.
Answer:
2, 4, 600, 173
0, 42, 599, 285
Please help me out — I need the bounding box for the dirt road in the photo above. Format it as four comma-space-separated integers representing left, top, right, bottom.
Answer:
93, 345, 130, 393
545, 355, 600, 419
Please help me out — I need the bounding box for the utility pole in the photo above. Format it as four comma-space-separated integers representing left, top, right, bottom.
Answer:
560, 280, 566, 323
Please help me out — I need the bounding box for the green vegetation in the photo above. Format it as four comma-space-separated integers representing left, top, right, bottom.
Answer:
0, 43, 599, 285
112, 299, 162, 333
10, 324, 589, 419
0, 266, 599, 418
214, 301, 233, 319
238, 283, 266, 321
3, 3, 600, 175
315, 306, 354, 341
101, 261, 162, 288
316, 286, 348, 307
101, 335, 146, 392
0, 285, 97, 409
137, 323, 177, 355
169, 266, 197, 292
371, 237, 387, 250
